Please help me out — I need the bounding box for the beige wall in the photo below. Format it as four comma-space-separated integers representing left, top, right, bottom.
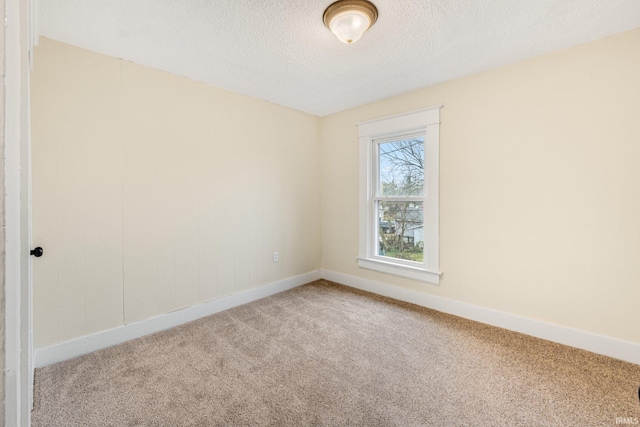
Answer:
32, 28, 640, 351
31, 38, 321, 348
321, 28, 640, 345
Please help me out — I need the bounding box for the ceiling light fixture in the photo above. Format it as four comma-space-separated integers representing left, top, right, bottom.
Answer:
323, 0, 378, 45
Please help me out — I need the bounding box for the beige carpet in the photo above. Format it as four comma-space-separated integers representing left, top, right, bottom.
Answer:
33, 280, 640, 426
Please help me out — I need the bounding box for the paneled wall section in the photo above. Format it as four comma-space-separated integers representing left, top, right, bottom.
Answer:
31, 38, 321, 348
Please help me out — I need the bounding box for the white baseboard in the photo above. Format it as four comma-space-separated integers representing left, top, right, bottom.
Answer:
34, 270, 321, 368
35, 268, 640, 368
320, 269, 640, 365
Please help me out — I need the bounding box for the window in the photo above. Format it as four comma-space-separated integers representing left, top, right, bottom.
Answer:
357, 106, 442, 284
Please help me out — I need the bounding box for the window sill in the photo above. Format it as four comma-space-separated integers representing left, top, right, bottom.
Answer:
357, 257, 441, 285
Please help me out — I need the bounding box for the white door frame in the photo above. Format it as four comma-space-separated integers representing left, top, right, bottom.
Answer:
5, 0, 36, 425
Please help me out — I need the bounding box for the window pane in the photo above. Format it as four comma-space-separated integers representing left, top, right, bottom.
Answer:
378, 138, 425, 196
378, 201, 424, 262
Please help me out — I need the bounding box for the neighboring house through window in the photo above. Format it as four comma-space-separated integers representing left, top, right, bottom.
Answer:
357, 106, 442, 284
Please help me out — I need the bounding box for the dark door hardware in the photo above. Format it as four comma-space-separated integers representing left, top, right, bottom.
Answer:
30, 247, 43, 257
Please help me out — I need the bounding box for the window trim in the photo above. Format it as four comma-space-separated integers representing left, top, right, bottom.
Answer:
357, 106, 442, 285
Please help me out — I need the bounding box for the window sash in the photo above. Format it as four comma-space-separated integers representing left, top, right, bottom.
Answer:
373, 132, 426, 199
372, 133, 426, 266
372, 198, 426, 268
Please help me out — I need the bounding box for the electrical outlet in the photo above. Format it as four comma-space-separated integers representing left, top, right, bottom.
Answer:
273, 251, 279, 262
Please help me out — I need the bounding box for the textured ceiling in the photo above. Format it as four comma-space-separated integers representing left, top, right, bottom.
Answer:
38, 0, 640, 116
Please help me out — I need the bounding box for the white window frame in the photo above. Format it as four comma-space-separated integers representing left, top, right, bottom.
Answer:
357, 106, 442, 284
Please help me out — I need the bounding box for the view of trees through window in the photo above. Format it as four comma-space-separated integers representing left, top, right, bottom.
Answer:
377, 137, 425, 262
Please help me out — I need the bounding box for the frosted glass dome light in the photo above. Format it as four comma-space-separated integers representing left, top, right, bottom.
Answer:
323, 0, 378, 45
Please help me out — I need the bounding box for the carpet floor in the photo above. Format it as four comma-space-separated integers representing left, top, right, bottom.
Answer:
32, 280, 640, 426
